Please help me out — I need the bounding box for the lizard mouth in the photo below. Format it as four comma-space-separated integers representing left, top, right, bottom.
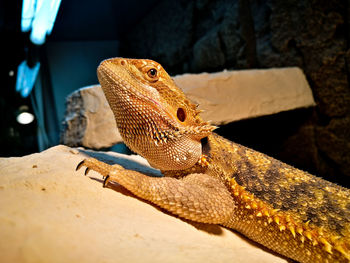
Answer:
98, 61, 160, 106
97, 60, 179, 129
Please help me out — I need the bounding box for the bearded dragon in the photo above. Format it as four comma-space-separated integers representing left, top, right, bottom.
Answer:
76, 58, 350, 263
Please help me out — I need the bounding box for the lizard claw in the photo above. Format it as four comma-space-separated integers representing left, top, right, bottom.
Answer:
76, 160, 85, 171
76, 159, 91, 176
76, 158, 114, 186
103, 175, 110, 188
76, 160, 91, 176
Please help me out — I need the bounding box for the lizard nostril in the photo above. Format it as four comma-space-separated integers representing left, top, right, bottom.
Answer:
120, 60, 126, 66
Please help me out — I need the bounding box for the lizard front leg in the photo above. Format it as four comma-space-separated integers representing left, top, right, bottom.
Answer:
77, 158, 235, 224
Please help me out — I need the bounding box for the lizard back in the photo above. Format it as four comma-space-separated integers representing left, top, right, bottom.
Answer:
203, 133, 350, 262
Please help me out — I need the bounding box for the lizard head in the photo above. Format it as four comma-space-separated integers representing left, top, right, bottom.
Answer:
97, 58, 216, 171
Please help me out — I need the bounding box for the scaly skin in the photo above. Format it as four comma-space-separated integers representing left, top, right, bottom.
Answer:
77, 58, 350, 262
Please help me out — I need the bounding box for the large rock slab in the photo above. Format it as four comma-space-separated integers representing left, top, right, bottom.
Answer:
174, 67, 314, 125
60, 85, 123, 149
60, 67, 314, 149
0, 146, 287, 263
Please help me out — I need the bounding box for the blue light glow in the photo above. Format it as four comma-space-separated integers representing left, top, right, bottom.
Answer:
21, 0, 36, 32
16, 61, 41, 98
21, 0, 62, 45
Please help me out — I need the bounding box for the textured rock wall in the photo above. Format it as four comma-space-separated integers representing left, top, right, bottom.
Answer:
120, 0, 350, 186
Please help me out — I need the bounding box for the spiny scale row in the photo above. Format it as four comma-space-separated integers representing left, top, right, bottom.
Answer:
174, 123, 217, 136
148, 123, 216, 145
230, 178, 349, 258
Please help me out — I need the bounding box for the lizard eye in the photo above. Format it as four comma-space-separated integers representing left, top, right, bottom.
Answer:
177, 108, 186, 122
146, 68, 158, 81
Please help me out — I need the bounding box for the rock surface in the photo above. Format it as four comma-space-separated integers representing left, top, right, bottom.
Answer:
176, 67, 314, 125
61, 67, 314, 149
60, 85, 123, 149
0, 145, 287, 263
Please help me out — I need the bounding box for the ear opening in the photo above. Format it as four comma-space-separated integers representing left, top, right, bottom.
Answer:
177, 108, 186, 122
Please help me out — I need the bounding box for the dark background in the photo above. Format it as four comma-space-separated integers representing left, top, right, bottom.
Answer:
1, 0, 349, 187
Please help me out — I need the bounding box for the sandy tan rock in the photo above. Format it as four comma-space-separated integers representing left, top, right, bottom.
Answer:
60, 85, 122, 149
174, 67, 315, 125
0, 146, 287, 263
60, 67, 315, 149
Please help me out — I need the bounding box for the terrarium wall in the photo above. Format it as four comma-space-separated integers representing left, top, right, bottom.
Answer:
120, 0, 350, 187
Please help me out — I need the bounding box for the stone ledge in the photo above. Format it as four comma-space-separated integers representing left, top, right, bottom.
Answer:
175, 67, 314, 124
0, 145, 287, 263
60, 85, 123, 149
